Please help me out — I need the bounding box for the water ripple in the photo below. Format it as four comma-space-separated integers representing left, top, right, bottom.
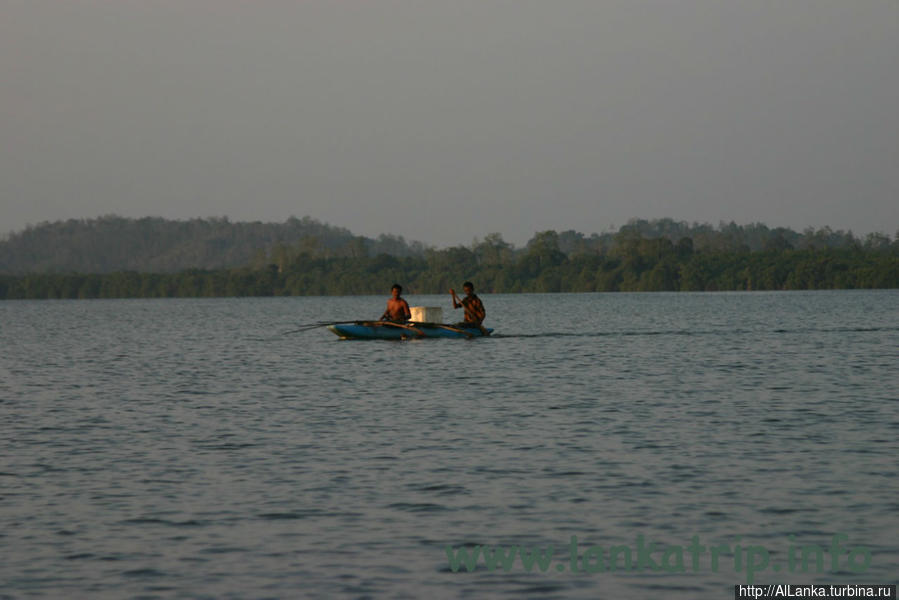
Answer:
1, 292, 897, 599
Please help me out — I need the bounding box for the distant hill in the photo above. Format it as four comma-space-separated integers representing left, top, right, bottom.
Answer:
0, 215, 426, 274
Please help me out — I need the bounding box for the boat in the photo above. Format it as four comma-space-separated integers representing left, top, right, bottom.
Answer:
327, 321, 493, 340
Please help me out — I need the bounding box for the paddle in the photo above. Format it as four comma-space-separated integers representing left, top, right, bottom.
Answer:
433, 324, 475, 338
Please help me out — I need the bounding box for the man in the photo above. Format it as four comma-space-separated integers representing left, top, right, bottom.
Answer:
450, 281, 486, 330
380, 283, 411, 322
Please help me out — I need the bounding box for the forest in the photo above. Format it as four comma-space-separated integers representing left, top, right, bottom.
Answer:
1, 218, 897, 299
0, 215, 424, 274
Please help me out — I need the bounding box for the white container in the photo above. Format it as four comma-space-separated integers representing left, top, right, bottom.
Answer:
410, 306, 443, 324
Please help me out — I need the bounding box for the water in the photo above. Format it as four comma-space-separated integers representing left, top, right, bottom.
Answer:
2, 291, 897, 599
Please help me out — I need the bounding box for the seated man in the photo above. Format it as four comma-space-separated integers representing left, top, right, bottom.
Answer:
380, 283, 411, 322
450, 281, 486, 329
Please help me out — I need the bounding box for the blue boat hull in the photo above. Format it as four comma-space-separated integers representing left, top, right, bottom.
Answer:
327, 323, 493, 339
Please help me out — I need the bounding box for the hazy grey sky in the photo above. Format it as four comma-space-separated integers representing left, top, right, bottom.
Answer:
1, 1, 896, 246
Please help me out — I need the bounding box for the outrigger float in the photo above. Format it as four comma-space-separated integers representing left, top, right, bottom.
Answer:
327, 321, 492, 340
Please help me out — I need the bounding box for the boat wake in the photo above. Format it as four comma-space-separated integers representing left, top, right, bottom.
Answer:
490, 325, 899, 339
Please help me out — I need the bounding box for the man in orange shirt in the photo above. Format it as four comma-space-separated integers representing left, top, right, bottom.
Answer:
450, 281, 486, 328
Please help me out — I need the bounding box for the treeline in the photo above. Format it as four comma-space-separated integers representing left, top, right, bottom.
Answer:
3, 215, 896, 276
2, 230, 897, 299
0, 215, 425, 274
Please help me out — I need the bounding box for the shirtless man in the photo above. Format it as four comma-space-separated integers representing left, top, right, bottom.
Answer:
450, 282, 486, 329
380, 283, 411, 322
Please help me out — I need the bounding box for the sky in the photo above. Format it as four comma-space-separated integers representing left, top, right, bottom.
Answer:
1, 1, 896, 247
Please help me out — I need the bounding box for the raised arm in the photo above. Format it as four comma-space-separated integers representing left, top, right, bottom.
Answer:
450, 288, 462, 309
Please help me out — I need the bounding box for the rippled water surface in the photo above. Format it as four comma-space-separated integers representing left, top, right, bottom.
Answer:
2, 291, 898, 599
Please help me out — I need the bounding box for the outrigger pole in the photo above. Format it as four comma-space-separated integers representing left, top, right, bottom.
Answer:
282, 320, 363, 335
282, 320, 429, 335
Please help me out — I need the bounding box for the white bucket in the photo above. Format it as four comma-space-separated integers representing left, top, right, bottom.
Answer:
410, 306, 443, 323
